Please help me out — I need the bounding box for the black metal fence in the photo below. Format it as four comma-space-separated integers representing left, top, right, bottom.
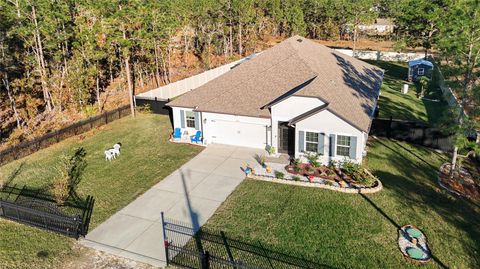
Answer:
162, 214, 328, 269
370, 117, 453, 151
0, 185, 94, 239
135, 97, 171, 115
0, 105, 131, 167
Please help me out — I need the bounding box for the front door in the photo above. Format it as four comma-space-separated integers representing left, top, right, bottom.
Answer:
278, 122, 295, 156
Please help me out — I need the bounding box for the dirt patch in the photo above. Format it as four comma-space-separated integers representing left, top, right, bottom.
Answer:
59, 243, 159, 269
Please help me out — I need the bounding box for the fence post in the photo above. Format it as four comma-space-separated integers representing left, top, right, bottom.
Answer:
387, 116, 393, 138
161, 212, 169, 266
201, 251, 210, 269
220, 231, 236, 267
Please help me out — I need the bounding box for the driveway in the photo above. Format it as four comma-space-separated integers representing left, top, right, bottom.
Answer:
81, 144, 264, 267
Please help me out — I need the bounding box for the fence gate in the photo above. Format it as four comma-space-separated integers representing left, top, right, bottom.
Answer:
161, 213, 323, 269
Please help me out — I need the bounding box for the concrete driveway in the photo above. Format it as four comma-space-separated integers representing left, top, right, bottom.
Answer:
81, 144, 264, 267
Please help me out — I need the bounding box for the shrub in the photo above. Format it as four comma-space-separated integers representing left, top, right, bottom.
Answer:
137, 104, 153, 114
341, 159, 361, 175
293, 164, 302, 173
274, 171, 285, 179
306, 153, 320, 167
51, 148, 88, 204
292, 176, 301, 181
268, 146, 276, 155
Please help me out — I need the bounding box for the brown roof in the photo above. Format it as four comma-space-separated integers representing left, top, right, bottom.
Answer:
167, 36, 384, 132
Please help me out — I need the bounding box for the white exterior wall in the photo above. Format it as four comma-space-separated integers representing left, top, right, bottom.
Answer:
172, 107, 270, 149
171, 107, 199, 136
201, 112, 270, 148
270, 96, 324, 150
295, 110, 365, 164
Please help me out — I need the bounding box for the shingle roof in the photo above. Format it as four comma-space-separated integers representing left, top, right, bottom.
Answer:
167, 36, 384, 132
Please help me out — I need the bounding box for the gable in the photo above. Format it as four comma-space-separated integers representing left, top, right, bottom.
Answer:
271, 96, 324, 121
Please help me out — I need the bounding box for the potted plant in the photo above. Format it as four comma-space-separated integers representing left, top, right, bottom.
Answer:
265, 164, 272, 173
268, 146, 276, 156
260, 155, 267, 168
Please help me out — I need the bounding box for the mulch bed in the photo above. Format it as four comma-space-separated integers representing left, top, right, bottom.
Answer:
285, 163, 360, 185
439, 163, 480, 200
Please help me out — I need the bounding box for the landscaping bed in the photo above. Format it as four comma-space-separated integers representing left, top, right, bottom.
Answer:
247, 155, 381, 193
439, 162, 480, 200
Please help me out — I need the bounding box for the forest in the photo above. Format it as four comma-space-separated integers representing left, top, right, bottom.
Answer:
0, 0, 478, 149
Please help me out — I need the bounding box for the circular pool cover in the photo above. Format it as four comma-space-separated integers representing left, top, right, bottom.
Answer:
406, 247, 425, 260
406, 227, 422, 238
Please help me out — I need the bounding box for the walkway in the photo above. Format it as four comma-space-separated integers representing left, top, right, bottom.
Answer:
81, 144, 264, 267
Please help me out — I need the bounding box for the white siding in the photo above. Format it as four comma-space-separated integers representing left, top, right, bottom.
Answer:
202, 112, 269, 148
295, 109, 365, 164
270, 96, 324, 150
172, 107, 198, 135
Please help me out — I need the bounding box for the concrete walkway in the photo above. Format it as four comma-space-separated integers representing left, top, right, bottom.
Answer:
81, 144, 264, 267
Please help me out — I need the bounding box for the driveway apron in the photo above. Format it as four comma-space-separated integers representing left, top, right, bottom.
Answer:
81, 144, 263, 267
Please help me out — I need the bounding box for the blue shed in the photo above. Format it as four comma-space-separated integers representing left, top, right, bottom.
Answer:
408, 59, 433, 81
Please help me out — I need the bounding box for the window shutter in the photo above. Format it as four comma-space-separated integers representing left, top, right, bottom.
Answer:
329, 134, 336, 157
298, 131, 305, 153
349, 136, 357, 159
180, 110, 185, 128
194, 112, 200, 130
318, 133, 325, 155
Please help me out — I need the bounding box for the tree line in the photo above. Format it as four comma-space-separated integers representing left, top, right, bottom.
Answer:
0, 0, 478, 152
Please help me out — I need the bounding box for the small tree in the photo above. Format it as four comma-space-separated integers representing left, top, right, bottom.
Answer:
51, 148, 87, 204
437, 0, 480, 174
417, 76, 430, 98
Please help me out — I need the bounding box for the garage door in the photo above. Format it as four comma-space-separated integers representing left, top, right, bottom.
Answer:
209, 120, 267, 148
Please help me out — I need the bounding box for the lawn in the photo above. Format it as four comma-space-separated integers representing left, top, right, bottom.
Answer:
0, 113, 202, 269
367, 60, 448, 125
204, 138, 480, 269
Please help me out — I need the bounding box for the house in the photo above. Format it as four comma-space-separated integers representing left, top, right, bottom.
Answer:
358, 18, 395, 35
167, 36, 384, 164
408, 59, 433, 81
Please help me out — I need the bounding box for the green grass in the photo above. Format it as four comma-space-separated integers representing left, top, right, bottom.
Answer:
0, 113, 202, 269
367, 60, 448, 125
204, 138, 480, 269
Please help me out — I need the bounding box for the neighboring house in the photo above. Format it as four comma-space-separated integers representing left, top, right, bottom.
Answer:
358, 18, 395, 35
408, 59, 433, 81
167, 36, 384, 164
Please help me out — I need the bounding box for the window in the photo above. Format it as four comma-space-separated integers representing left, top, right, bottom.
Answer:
418, 68, 425, 75
336, 135, 351, 157
185, 111, 196, 128
305, 132, 319, 153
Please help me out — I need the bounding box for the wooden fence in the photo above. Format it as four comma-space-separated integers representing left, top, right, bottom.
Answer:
0, 105, 131, 167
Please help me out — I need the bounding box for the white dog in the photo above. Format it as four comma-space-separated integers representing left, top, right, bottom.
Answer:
113, 143, 122, 156
104, 150, 114, 161
109, 148, 119, 158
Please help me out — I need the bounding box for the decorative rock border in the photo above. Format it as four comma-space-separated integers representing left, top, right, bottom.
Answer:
247, 173, 383, 194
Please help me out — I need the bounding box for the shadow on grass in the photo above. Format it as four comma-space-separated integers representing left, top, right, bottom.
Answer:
360, 193, 449, 269
166, 218, 338, 269
366, 139, 480, 268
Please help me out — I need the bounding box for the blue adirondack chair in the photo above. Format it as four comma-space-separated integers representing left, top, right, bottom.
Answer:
190, 131, 202, 143
173, 128, 182, 140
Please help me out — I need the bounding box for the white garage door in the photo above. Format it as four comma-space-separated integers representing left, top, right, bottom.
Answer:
209, 120, 267, 148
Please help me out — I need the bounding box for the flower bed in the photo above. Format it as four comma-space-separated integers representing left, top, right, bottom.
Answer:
438, 163, 480, 200
246, 161, 382, 194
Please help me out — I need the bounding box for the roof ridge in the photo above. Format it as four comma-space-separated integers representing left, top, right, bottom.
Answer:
198, 42, 317, 111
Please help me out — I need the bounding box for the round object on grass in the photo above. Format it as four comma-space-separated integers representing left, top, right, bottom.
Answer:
406, 247, 425, 260
406, 227, 423, 238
